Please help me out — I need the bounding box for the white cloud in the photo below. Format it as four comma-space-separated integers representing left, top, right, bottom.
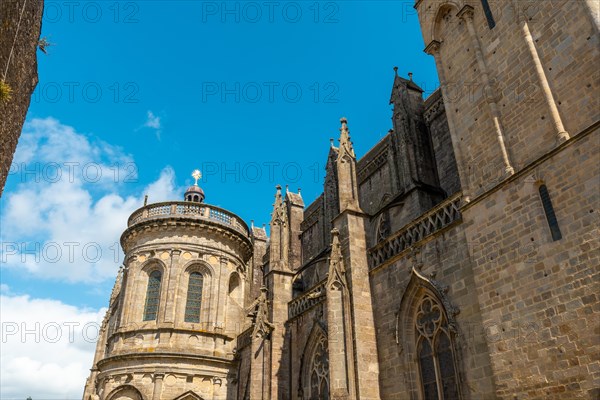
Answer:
0, 292, 105, 399
1, 117, 181, 283
144, 110, 161, 129
143, 111, 161, 139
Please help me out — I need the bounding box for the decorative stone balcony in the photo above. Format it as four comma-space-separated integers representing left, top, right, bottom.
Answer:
368, 192, 463, 269
288, 280, 327, 320
127, 201, 249, 237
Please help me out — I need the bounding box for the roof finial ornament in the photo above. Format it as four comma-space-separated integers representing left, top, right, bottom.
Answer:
185, 169, 206, 203
192, 169, 202, 186
394, 66, 398, 76
408, 72, 413, 81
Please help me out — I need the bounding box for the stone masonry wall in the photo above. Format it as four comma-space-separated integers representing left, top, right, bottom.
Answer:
370, 222, 496, 399
463, 127, 600, 399
0, 0, 43, 196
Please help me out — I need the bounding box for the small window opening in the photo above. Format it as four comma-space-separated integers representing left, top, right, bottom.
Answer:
539, 185, 562, 241
480, 0, 496, 29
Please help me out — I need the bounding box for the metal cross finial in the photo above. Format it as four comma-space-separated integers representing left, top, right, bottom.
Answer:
191, 169, 202, 185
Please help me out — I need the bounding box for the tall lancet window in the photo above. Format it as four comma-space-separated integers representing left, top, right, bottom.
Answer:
416, 295, 460, 400
184, 272, 204, 323
143, 270, 162, 321
538, 184, 562, 241
309, 334, 329, 400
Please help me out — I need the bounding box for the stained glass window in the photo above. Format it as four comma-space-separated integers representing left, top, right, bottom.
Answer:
419, 339, 439, 400
184, 272, 204, 323
143, 270, 162, 321
416, 294, 460, 399
309, 335, 329, 400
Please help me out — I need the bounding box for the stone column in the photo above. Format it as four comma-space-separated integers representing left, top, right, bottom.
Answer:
152, 373, 164, 400
119, 256, 137, 330
458, 5, 515, 176
163, 249, 181, 324
510, 0, 570, 144
214, 256, 228, 332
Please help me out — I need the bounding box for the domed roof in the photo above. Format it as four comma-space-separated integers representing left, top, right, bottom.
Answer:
184, 184, 205, 202
185, 185, 204, 195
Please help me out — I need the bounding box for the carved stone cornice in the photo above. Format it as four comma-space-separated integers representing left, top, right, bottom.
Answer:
120, 218, 253, 262
424, 40, 441, 56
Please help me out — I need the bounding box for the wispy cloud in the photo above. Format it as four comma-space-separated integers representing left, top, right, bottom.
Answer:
144, 110, 161, 129
143, 110, 162, 139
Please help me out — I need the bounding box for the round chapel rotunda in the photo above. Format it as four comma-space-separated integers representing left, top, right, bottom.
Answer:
83, 170, 253, 400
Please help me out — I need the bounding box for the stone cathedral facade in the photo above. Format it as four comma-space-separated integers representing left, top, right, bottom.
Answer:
83, 1, 599, 399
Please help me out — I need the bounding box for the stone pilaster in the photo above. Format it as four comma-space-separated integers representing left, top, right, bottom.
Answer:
248, 287, 274, 399
333, 118, 381, 400
151, 373, 164, 400
424, 40, 472, 203
326, 229, 352, 399
509, 0, 570, 144
458, 5, 514, 177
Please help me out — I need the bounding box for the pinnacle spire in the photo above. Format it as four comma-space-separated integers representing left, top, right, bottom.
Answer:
339, 117, 355, 159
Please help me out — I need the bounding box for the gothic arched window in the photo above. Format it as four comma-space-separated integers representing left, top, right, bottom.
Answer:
143, 270, 162, 321
184, 272, 204, 323
416, 294, 460, 400
308, 334, 329, 400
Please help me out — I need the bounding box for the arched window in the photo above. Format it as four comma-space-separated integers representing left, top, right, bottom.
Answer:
184, 272, 204, 323
308, 334, 329, 400
416, 294, 460, 400
143, 270, 162, 321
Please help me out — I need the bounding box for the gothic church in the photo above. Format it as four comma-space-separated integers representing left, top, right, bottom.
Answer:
84, 1, 600, 399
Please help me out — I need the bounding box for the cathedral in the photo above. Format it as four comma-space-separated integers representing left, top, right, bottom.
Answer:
83, 1, 599, 399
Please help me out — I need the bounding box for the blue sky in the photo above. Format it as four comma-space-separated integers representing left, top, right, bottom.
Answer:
0, 2, 438, 397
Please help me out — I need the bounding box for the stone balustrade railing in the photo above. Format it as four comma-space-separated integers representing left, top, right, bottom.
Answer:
128, 201, 249, 236
288, 280, 327, 320
369, 192, 463, 269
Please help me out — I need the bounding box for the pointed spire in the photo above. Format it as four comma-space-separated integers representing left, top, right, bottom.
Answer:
338, 117, 355, 159
336, 117, 361, 211
271, 184, 285, 224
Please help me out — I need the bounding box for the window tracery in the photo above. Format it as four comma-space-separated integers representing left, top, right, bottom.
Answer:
308, 334, 329, 400
415, 294, 460, 400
